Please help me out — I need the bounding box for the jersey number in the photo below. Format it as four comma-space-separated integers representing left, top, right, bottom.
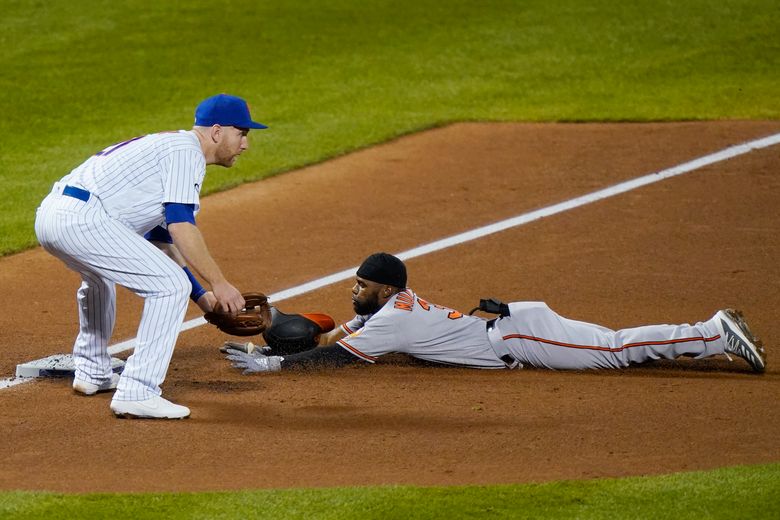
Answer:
416, 298, 463, 320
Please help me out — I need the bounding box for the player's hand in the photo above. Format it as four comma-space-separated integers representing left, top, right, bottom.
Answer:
219, 341, 272, 356
224, 348, 282, 374
212, 282, 245, 314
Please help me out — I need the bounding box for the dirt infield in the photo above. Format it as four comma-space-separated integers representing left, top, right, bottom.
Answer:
1, 121, 778, 493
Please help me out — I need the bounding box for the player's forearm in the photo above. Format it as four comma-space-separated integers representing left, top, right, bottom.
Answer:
148, 240, 187, 266
167, 222, 228, 286
280, 345, 360, 370
147, 237, 217, 311
318, 327, 347, 346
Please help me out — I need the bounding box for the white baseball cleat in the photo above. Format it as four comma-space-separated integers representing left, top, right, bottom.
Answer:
715, 309, 767, 373
110, 395, 191, 419
72, 373, 121, 396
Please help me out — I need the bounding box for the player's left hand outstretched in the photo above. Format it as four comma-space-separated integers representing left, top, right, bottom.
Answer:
224, 348, 282, 374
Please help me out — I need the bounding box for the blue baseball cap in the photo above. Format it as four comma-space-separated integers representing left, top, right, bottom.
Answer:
194, 94, 267, 129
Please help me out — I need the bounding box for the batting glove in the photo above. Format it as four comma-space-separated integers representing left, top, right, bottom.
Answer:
220, 340, 272, 356
224, 348, 282, 374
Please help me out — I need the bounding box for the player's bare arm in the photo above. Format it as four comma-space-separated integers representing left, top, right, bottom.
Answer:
167, 221, 244, 313
319, 327, 347, 345
147, 238, 217, 313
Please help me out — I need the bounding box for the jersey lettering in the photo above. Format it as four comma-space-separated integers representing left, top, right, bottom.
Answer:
95, 135, 145, 156
394, 290, 414, 311
433, 304, 463, 320
416, 297, 463, 320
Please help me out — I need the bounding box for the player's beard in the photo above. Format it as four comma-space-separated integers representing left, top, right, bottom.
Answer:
215, 142, 240, 167
353, 294, 381, 315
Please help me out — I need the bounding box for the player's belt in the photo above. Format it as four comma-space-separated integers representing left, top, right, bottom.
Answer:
486, 319, 521, 369
62, 185, 91, 202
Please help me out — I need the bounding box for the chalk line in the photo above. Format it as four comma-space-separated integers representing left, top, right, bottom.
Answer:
2, 131, 778, 390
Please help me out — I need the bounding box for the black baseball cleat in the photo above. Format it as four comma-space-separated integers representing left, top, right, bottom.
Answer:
715, 309, 767, 373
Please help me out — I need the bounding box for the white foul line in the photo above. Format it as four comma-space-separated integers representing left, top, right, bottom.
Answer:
2, 131, 779, 390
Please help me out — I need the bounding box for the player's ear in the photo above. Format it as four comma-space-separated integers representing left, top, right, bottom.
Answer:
209, 124, 223, 142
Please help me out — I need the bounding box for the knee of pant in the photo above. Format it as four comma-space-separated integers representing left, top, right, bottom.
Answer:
159, 268, 193, 303
79, 274, 113, 293
174, 269, 193, 300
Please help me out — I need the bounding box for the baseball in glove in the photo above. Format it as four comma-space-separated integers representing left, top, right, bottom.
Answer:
204, 292, 272, 337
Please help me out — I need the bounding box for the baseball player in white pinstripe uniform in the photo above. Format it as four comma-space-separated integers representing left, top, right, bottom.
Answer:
36, 94, 267, 419
225, 253, 767, 375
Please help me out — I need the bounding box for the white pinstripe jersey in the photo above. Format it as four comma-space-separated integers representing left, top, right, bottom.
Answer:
337, 289, 504, 368
59, 130, 205, 235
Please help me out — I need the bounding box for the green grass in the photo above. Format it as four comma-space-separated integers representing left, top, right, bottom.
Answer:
1, 463, 778, 519
1, 0, 779, 255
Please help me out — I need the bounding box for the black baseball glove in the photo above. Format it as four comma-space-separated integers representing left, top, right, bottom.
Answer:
220, 307, 335, 355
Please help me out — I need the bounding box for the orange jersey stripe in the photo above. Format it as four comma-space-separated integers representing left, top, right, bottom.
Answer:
501, 333, 722, 353
337, 338, 379, 362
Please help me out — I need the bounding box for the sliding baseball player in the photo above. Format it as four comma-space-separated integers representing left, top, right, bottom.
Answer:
224, 253, 767, 374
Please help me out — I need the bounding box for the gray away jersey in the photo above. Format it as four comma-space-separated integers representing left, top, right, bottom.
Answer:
337, 289, 504, 368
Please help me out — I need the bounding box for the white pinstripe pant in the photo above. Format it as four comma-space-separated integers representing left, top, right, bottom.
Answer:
35, 185, 190, 401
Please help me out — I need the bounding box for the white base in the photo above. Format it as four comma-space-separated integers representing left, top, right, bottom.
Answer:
15, 354, 125, 378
